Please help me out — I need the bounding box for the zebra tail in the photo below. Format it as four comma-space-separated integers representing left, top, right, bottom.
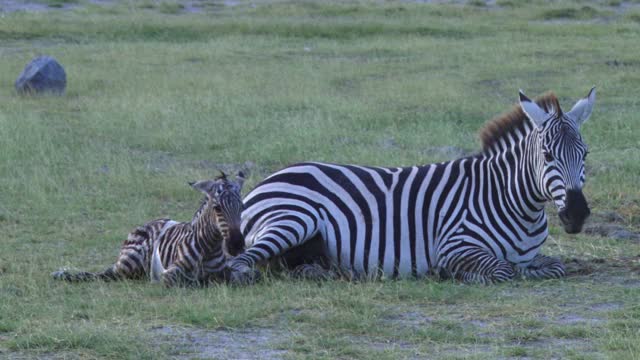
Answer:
150, 240, 165, 283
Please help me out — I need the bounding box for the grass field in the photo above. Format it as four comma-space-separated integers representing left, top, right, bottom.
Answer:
1, 0, 640, 358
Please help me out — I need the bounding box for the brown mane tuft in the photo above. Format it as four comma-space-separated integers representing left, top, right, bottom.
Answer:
479, 92, 562, 150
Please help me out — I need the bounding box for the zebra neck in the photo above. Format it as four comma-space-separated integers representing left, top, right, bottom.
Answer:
191, 203, 223, 254
484, 137, 547, 224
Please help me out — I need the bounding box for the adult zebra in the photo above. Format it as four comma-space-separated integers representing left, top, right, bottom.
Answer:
227, 89, 595, 284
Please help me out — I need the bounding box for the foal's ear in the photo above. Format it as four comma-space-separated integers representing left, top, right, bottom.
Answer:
519, 90, 550, 128
236, 171, 246, 190
189, 180, 214, 196
566, 87, 596, 128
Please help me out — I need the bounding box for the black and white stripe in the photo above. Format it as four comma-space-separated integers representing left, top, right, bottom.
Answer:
227, 89, 595, 284
53, 172, 245, 287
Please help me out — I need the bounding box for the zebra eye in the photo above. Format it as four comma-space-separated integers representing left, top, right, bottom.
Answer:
543, 152, 554, 163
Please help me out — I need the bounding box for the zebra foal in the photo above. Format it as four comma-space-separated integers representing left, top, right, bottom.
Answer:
226, 89, 596, 284
53, 172, 245, 287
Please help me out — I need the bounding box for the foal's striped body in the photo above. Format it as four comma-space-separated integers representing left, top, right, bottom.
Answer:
53, 172, 245, 287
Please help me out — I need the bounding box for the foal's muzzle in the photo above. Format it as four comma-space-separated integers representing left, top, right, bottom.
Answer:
226, 228, 245, 256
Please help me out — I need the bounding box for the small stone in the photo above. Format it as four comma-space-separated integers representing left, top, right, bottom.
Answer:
15, 55, 67, 95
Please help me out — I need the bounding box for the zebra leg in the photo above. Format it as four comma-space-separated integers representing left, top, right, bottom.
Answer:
156, 241, 208, 287
226, 225, 315, 285
516, 254, 566, 280
160, 265, 197, 288
51, 266, 120, 282
53, 227, 150, 283
439, 247, 516, 285
224, 254, 262, 286
157, 242, 199, 288
52, 257, 147, 282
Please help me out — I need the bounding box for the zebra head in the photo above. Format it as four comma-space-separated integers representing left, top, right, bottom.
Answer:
519, 88, 595, 234
190, 171, 246, 255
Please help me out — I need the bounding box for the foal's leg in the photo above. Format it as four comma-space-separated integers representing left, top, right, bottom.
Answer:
160, 264, 198, 287
52, 227, 150, 282
227, 215, 320, 285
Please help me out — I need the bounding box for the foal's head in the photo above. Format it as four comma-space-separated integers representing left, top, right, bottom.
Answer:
190, 171, 246, 255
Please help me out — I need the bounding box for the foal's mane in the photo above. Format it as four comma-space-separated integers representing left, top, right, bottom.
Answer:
479, 92, 561, 150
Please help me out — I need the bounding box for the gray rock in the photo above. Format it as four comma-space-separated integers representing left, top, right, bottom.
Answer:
15, 56, 66, 95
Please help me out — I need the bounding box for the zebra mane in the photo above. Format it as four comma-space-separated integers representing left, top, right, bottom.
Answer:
192, 197, 209, 223
216, 170, 228, 180
479, 92, 562, 151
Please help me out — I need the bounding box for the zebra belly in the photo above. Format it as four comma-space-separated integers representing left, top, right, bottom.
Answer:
241, 161, 475, 279
243, 204, 435, 279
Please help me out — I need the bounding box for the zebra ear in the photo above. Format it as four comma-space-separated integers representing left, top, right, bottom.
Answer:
236, 171, 246, 189
519, 90, 550, 128
566, 87, 595, 128
190, 180, 213, 196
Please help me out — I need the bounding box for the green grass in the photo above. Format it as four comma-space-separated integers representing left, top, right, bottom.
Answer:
35, 0, 80, 8
1, 0, 640, 358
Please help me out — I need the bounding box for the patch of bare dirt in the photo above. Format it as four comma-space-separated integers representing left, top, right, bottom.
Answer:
344, 334, 415, 352
555, 313, 605, 325
0, 348, 84, 360
613, 1, 640, 15
590, 210, 626, 224
383, 311, 434, 329
564, 256, 640, 277
564, 257, 607, 277
150, 325, 289, 360
548, 209, 640, 241
589, 302, 623, 312
584, 223, 640, 241
516, 338, 595, 359
0, 1, 57, 12
0, 0, 243, 13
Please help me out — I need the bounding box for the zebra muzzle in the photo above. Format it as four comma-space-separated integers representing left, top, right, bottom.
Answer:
225, 228, 245, 257
558, 190, 591, 234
